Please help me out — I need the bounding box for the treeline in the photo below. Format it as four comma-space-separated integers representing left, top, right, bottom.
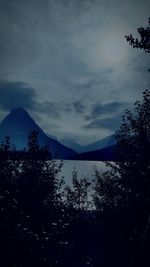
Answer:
0, 89, 150, 267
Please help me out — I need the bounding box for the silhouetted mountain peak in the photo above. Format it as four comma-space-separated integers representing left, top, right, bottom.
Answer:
0, 108, 39, 134
0, 108, 77, 159
10, 107, 29, 116
9, 108, 37, 124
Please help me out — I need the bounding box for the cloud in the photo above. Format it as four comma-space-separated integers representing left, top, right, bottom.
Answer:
0, 80, 36, 110
72, 100, 85, 114
86, 101, 128, 120
36, 101, 61, 119
0, 80, 63, 120
83, 100, 128, 133
0, 0, 150, 144
83, 115, 122, 131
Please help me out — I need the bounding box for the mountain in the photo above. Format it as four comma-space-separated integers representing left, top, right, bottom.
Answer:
83, 134, 116, 152
59, 138, 84, 153
0, 108, 77, 159
71, 145, 117, 161
47, 134, 58, 140
60, 134, 116, 153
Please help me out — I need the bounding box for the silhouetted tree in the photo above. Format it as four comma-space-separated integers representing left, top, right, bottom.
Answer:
92, 166, 122, 212
0, 136, 18, 190
94, 17, 150, 211
65, 169, 91, 210
94, 89, 150, 206
18, 131, 63, 215
125, 17, 150, 53
115, 90, 150, 267
0, 131, 69, 267
92, 89, 150, 267
0, 137, 22, 267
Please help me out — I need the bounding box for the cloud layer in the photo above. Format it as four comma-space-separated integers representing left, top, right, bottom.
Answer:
0, 0, 149, 144
0, 81, 36, 110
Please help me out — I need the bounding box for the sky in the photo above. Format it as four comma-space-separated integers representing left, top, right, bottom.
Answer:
0, 0, 149, 145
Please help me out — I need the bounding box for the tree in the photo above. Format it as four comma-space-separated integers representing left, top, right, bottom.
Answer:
65, 169, 91, 210
93, 89, 150, 206
114, 89, 150, 267
0, 131, 67, 267
0, 136, 18, 191
92, 89, 150, 267
18, 130, 63, 213
94, 18, 150, 209
92, 166, 122, 211
125, 17, 150, 53
116, 89, 150, 204
123, 18, 150, 206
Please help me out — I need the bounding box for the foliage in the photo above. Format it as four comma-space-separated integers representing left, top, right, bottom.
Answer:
115, 93, 150, 203
92, 89, 150, 267
0, 131, 68, 266
64, 169, 91, 210
116, 89, 150, 161
125, 17, 150, 53
92, 165, 122, 211
0, 136, 19, 191
0, 131, 111, 267
93, 89, 150, 209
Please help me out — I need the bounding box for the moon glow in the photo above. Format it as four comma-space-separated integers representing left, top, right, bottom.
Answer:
100, 32, 129, 65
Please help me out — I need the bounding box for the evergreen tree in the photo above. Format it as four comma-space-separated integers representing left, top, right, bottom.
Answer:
0, 136, 18, 191
18, 130, 63, 215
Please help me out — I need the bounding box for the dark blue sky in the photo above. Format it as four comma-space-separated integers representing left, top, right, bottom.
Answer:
0, 0, 149, 144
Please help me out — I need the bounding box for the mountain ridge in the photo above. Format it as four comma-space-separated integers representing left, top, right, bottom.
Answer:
71, 144, 117, 161
0, 108, 77, 159
60, 134, 116, 153
0, 108, 117, 161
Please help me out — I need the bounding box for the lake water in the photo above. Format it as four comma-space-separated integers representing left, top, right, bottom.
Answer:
59, 160, 107, 185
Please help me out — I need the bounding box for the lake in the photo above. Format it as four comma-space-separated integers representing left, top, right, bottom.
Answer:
58, 160, 107, 185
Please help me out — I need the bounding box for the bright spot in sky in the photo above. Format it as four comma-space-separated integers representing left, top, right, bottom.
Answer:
88, 29, 130, 70
101, 32, 129, 65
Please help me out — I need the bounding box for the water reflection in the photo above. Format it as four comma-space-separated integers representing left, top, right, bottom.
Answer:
58, 160, 107, 185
